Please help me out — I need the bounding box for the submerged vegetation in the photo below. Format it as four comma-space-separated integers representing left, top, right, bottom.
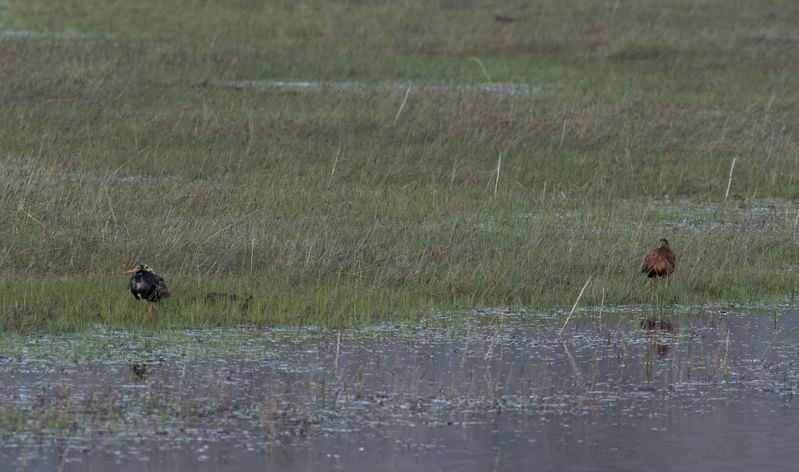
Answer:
0, 0, 797, 330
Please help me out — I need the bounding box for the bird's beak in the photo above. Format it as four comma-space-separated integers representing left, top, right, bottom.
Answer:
126, 268, 137, 273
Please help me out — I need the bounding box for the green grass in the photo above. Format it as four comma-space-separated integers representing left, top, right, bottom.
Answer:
0, 0, 797, 331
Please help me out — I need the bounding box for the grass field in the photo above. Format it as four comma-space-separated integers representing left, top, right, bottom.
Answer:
0, 0, 797, 330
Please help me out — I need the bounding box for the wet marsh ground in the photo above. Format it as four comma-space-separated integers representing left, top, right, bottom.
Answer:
1, 1, 799, 469
0, 0, 798, 328
2, 307, 798, 471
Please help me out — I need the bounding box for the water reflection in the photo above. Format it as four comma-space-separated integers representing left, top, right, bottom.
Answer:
0, 308, 797, 471
641, 311, 674, 364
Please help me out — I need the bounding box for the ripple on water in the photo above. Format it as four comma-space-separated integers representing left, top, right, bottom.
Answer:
0, 308, 798, 471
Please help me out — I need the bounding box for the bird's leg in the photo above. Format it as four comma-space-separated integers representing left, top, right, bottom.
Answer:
147, 302, 153, 321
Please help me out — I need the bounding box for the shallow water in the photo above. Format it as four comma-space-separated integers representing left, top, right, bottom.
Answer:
229, 79, 544, 97
1, 307, 798, 471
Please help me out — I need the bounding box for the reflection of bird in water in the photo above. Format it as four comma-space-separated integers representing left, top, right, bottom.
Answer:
641, 314, 673, 357
127, 264, 170, 321
640, 316, 673, 332
131, 362, 147, 380
642, 239, 676, 287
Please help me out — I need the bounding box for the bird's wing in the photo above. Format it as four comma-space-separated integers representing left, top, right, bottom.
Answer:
642, 251, 657, 272
645, 249, 673, 274
666, 250, 676, 267
155, 275, 170, 298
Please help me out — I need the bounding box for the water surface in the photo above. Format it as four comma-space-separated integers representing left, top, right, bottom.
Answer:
1, 307, 797, 471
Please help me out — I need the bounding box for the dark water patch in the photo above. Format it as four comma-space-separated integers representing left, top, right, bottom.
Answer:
0, 308, 798, 470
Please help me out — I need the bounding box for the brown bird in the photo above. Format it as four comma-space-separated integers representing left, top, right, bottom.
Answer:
127, 264, 170, 320
641, 239, 676, 286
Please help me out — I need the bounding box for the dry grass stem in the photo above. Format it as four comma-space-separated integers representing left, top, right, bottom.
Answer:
328, 147, 341, 189
560, 275, 593, 336
392, 86, 411, 126
725, 157, 736, 201
494, 152, 502, 197
468, 56, 491, 82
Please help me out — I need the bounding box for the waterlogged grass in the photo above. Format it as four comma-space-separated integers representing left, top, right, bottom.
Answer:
0, 0, 798, 330
1, 184, 795, 330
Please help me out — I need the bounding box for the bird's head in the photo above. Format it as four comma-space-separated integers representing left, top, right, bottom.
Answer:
127, 264, 154, 274
659, 239, 670, 248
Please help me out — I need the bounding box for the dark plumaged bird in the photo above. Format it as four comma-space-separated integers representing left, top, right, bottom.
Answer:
641, 239, 676, 282
127, 264, 170, 320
